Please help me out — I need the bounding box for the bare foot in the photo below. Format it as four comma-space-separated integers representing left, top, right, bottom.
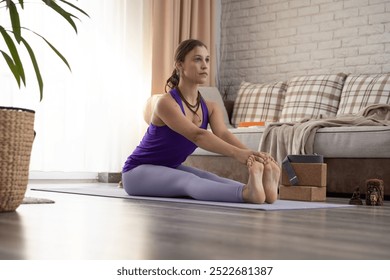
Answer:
242, 156, 266, 204
262, 160, 280, 204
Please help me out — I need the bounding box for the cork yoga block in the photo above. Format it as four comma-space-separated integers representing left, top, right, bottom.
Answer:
279, 185, 327, 202
282, 163, 327, 187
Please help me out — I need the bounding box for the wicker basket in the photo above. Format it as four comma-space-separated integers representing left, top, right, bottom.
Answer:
0, 106, 35, 212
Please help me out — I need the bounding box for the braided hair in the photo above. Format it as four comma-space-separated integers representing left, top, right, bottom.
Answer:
165, 39, 208, 93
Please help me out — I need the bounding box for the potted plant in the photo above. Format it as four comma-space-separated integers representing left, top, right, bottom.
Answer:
0, 0, 88, 212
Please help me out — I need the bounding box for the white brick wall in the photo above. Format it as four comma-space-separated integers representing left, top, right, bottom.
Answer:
219, 0, 390, 99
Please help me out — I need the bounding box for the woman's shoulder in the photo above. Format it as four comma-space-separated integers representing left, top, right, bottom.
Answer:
143, 93, 175, 123
154, 92, 181, 113
158, 91, 176, 105
203, 98, 218, 112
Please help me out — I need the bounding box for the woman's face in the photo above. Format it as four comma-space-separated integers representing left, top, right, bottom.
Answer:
177, 46, 210, 85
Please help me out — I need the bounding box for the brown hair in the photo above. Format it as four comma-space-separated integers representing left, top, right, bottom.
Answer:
164, 39, 208, 93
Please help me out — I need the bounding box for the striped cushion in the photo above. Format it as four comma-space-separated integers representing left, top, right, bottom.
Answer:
280, 73, 347, 122
337, 74, 390, 115
232, 81, 287, 127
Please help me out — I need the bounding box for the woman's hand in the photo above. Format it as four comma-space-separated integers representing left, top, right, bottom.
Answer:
233, 149, 267, 165
252, 151, 277, 164
231, 149, 252, 165
232, 149, 277, 166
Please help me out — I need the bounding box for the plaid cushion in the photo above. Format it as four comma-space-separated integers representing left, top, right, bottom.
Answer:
232, 81, 287, 127
280, 73, 347, 122
337, 74, 390, 115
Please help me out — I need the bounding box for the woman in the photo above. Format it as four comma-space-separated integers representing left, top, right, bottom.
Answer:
122, 39, 280, 204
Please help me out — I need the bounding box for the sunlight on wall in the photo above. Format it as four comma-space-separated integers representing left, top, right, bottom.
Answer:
0, 0, 152, 172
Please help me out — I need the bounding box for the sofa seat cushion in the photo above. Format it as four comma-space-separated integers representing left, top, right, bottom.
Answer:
191, 126, 390, 158
313, 126, 390, 158
232, 81, 287, 127
337, 74, 390, 116
280, 73, 347, 122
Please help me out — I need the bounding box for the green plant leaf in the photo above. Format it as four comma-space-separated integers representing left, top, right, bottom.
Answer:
22, 27, 71, 71
9, 1, 22, 43
40, 36, 71, 71
42, 0, 79, 33
59, 0, 89, 18
1, 0, 87, 100
0, 26, 26, 85
20, 37, 44, 100
0, 50, 21, 87
18, 0, 24, 9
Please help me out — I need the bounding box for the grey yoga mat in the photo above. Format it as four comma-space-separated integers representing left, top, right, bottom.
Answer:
30, 184, 355, 211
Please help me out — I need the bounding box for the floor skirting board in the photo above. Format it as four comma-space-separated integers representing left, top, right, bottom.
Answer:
98, 172, 122, 183
28, 171, 123, 183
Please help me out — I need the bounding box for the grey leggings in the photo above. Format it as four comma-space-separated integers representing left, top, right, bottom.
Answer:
122, 164, 244, 203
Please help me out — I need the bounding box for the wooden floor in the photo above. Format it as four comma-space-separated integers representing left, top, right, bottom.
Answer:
1, 182, 390, 260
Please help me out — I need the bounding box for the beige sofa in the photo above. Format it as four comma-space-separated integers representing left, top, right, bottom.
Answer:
185, 74, 390, 197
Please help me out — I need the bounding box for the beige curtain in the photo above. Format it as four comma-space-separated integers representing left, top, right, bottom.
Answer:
151, 0, 216, 94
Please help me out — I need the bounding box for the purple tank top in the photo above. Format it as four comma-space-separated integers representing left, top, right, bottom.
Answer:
122, 88, 209, 172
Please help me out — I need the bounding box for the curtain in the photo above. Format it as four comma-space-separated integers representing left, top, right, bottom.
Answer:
0, 0, 152, 172
151, 0, 216, 94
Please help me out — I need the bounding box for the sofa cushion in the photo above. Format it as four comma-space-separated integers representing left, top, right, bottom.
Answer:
280, 73, 347, 122
232, 81, 287, 127
337, 74, 390, 116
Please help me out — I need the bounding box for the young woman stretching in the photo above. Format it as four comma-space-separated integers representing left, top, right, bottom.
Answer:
122, 39, 280, 204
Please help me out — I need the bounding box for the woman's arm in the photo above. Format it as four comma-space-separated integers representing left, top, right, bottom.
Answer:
153, 94, 252, 164
206, 100, 271, 163
207, 100, 248, 149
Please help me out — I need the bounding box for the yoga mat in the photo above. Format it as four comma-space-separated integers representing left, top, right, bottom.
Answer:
30, 184, 355, 211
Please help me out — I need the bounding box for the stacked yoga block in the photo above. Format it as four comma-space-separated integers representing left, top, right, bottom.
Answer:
279, 163, 327, 201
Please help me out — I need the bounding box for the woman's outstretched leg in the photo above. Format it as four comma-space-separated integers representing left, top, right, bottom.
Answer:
242, 155, 266, 204
122, 164, 244, 202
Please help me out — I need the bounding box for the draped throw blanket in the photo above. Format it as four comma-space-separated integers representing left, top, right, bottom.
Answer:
259, 104, 390, 164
